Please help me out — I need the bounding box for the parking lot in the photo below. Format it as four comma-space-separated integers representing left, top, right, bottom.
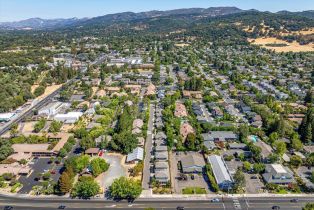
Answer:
296, 166, 314, 189
170, 152, 212, 194
244, 173, 264, 194
18, 158, 53, 194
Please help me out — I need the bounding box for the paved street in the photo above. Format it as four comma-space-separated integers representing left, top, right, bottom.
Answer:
0, 195, 314, 210
142, 103, 155, 190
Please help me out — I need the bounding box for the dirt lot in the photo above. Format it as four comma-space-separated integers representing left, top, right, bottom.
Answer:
19, 121, 36, 133
248, 37, 314, 52
31, 84, 62, 100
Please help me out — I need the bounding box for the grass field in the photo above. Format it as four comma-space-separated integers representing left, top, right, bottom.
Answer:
248, 37, 314, 52
182, 187, 207, 194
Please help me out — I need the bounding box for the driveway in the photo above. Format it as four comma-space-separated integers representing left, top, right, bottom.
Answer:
142, 103, 154, 190
101, 153, 127, 189
245, 173, 264, 194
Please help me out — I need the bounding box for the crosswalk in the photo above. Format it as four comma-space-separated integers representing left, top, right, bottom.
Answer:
233, 198, 242, 209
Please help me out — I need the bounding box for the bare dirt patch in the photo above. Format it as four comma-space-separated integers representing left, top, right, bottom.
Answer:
175, 43, 190, 47
36, 84, 62, 100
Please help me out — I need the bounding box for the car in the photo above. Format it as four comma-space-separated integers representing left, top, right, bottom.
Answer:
58, 205, 66, 209
251, 175, 258, 179
177, 207, 184, 210
4, 206, 13, 210
211, 198, 220, 202
272, 206, 280, 210
290, 199, 299, 203
50, 170, 56, 174
191, 175, 195, 180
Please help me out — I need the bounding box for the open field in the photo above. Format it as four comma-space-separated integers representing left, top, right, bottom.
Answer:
248, 37, 314, 52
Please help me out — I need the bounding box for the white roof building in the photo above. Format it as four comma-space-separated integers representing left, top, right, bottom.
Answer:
54, 112, 83, 124
208, 155, 233, 190
38, 102, 65, 117
0, 113, 15, 122
126, 147, 144, 163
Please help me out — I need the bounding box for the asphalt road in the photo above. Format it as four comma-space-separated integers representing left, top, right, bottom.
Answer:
0, 195, 313, 210
142, 103, 155, 190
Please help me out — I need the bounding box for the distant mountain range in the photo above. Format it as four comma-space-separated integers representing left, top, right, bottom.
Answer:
0, 7, 313, 30
0, 17, 84, 30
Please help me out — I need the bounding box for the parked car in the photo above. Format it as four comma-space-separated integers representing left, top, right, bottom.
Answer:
251, 175, 258, 179
290, 199, 299, 203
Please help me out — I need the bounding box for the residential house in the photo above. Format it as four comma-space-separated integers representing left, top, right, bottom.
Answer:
126, 147, 144, 163
174, 102, 187, 117
262, 164, 294, 185
180, 123, 194, 140
180, 154, 205, 173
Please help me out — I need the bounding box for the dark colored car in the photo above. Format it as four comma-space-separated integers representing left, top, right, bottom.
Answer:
4, 206, 13, 210
272, 206, 280, 210
290, 199, 299, 203
58, 205, 66, 209
177, 206, 184, 210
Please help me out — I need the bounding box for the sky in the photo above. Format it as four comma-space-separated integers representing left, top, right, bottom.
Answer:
0, 0, 313, 22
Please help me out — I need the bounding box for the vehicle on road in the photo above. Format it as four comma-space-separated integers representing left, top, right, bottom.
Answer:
177, 206, 184, 210
3, 206, 13, 210
272, 206, 280, 210
51, 170, 56, 174
211, 198, 220, 202
58, 205, 66, 209
290, 199, 299, 203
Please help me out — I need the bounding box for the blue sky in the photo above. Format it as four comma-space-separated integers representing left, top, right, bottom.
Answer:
0, 0, 313, 22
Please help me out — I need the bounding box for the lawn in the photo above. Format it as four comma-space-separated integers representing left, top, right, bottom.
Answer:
182, 187, 206, 194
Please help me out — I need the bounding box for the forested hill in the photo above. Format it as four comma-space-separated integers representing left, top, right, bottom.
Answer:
0, 7, 243, 30
0, 9, 313, 50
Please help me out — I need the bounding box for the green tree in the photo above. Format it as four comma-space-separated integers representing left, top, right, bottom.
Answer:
303, 203, 314, 210
274, 141, 287, 156
291, 133, 303, 151
80, 136, 96, 150
185, 133, 196, 150
290, 155, 302, 168
34, 85, 45, 97
253, 163, 265, 174
58, 172, 73, 194
233, 168, 245, 193
49, 120, 63, 133
33, 118, 46, 133
71, 176, 100, 198
243, 161, 252, 172
109, 177, 142, 200
90, 158, 110, 177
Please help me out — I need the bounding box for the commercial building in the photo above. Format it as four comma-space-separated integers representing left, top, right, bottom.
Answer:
11, 133, 71, 157
38, 102, 65, 117
0, 113, 15, 122
54, 112, 83, 124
